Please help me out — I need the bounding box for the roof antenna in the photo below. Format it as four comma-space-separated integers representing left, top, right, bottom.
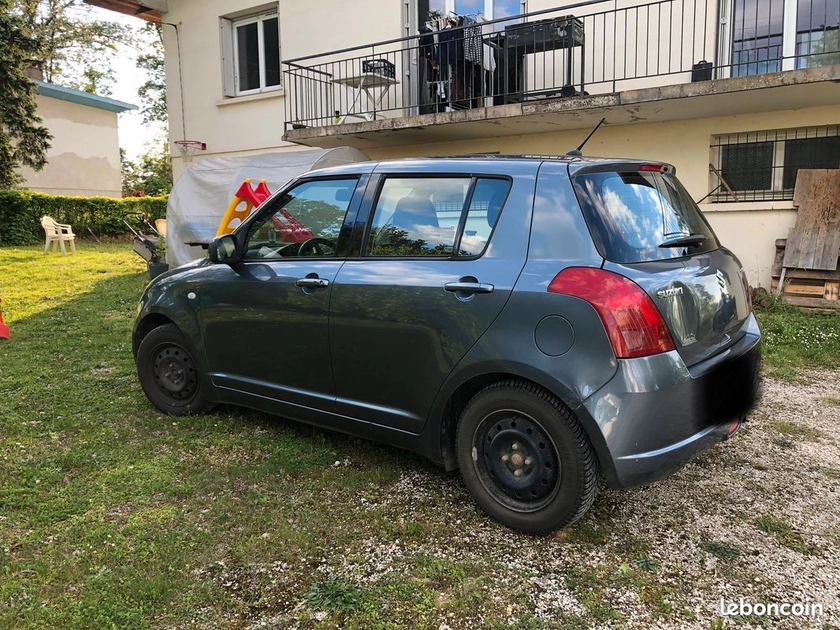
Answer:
566, 117, 606, 157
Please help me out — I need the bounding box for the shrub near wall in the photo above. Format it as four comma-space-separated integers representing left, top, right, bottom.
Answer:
0, 190, 168, 246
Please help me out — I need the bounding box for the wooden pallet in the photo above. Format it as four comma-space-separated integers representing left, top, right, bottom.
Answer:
771, 238, 840, 309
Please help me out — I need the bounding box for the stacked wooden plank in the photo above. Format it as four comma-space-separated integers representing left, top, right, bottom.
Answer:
772, 170, 840, 309
771, 238, 840, 308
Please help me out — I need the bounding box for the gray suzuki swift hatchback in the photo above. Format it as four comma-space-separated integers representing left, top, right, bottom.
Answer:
133, 156, 761, 534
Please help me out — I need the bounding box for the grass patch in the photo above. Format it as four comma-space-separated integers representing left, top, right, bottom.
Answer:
305, 576, 367, 613
754, 515, 818, 555
564, 520, 608, 545
755, 306, 840, 379
700, 541, 742, 562
770, 420, 820, 440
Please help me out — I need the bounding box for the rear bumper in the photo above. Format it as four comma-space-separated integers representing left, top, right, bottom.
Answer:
580, 312, 761, 488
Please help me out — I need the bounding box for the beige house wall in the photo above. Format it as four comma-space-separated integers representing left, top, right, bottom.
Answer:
18, 94, 123, 198
364, 104, 840, 289
157, 0, 836, 289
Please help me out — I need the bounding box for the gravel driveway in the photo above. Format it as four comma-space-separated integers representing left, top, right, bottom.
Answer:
269, 368, 840, 629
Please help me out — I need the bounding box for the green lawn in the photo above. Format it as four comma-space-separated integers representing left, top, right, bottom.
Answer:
1, 244, 838, 629
754, 299, 840, 380
0, 245, 411, 629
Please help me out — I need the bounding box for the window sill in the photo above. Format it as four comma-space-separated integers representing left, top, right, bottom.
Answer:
216, 90, 285, 107
700, 200, 797, 213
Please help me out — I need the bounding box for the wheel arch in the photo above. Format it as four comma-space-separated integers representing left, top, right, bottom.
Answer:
434, 367, 612, 482
133, 312, 176, 357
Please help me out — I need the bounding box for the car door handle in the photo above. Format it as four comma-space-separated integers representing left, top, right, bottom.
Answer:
444, 282, 494, 294
295, 277, 330, 288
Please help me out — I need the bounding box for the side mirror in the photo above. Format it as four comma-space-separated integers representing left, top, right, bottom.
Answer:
208, 234, 239, 264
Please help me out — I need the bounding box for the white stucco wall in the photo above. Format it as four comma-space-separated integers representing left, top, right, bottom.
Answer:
17, 94, 124, 197
162, 0, 404, 179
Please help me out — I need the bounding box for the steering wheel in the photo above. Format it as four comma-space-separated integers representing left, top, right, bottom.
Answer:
297, 237, 336, 257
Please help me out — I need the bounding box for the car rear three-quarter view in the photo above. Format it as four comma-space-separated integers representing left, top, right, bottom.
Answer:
132, 155, 761, 536
452, 158, 761, 534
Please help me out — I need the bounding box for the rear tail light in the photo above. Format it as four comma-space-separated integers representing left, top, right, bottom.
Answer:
726, 417, 742, 438
638, 164, 668, 173
548, 268, 676, 359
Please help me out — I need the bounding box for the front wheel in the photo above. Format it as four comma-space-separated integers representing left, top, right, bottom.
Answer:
136, 323, 206, 416
456, 381, 597, 534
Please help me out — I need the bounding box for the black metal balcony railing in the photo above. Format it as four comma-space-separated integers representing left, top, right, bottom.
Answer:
282, 0, 840, 131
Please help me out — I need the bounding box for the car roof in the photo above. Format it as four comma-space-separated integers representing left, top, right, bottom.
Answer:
307, 154, 670, 178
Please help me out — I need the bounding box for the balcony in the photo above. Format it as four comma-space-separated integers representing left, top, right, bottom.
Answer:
282, 0, 840, 149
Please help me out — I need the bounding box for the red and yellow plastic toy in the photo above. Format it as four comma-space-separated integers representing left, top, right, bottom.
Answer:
217, 179, 313, 243
0, 297, 9, 340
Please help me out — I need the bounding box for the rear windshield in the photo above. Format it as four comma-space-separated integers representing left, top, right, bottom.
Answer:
571, 170, 719, 263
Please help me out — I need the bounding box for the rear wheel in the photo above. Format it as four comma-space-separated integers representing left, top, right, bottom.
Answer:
456, 381, 597, 534
136, 323, 206, 416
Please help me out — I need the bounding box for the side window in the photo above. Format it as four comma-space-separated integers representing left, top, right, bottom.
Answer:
243, 178, 357, 259
366, 176, 509, 257
459, 178, 510, 256
367, 177, 468, 257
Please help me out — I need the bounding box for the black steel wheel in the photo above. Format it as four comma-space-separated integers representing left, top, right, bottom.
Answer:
456, 381, 597, 534
474, 411, 561, 511
136, 323, 206, 416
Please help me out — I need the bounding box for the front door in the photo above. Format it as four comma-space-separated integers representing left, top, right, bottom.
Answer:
200, 177, 361, 411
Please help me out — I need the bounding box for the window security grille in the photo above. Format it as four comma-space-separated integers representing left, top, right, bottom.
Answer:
711, 126, 840, 202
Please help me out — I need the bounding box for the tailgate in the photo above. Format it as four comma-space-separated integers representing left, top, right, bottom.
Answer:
570, 163, 752, 366
604, 248, 752, 366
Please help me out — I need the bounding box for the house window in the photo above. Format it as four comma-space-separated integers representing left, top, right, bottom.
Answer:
711, 126, 840, 202
729, 0, 839, 76
795, 0, 840, 68
222, 9, 281, 96
428, 0, 525, 29
731, 0, 784, 76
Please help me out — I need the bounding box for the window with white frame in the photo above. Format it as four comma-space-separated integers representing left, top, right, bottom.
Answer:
222, 8, 281, 96
710, 126, 840, 202
726, 0, 839, 76
428, 0, 525, 29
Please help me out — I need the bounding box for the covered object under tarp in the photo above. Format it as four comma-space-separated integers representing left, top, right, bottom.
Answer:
166, 147, 369, 267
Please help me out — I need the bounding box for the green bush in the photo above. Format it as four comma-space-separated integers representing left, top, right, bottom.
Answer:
0, 190, 167, 246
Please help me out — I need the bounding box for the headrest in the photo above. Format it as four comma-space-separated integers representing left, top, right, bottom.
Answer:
392, 197, 438, 228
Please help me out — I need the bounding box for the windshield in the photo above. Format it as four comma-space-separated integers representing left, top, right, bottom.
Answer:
572, 170, 719, 263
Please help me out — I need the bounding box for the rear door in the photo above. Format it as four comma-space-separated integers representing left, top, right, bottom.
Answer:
199, 176, 365, 410
570, 164, 752, 366
329, 163, 536, 433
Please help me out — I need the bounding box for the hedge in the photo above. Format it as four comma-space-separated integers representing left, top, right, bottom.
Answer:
0, 190, 168, 246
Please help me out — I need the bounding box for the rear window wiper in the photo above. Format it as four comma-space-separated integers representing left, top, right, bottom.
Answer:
659, 233, 707, 248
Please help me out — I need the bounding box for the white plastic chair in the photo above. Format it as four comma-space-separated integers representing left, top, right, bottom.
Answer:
41, 216, 76, 254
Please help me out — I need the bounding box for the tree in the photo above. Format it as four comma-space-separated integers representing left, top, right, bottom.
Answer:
0, 0, 52, 189
136, 22, 167, 126
15, 0, 129, 94
122, 137, 172, 197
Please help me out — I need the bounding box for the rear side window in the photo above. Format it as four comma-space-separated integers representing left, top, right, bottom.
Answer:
572, 170, 719, 263
366, 176, 509, 257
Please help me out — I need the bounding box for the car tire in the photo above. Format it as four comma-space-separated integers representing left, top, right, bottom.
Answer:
136, 323, 207, 416
456, 381, 597, 534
